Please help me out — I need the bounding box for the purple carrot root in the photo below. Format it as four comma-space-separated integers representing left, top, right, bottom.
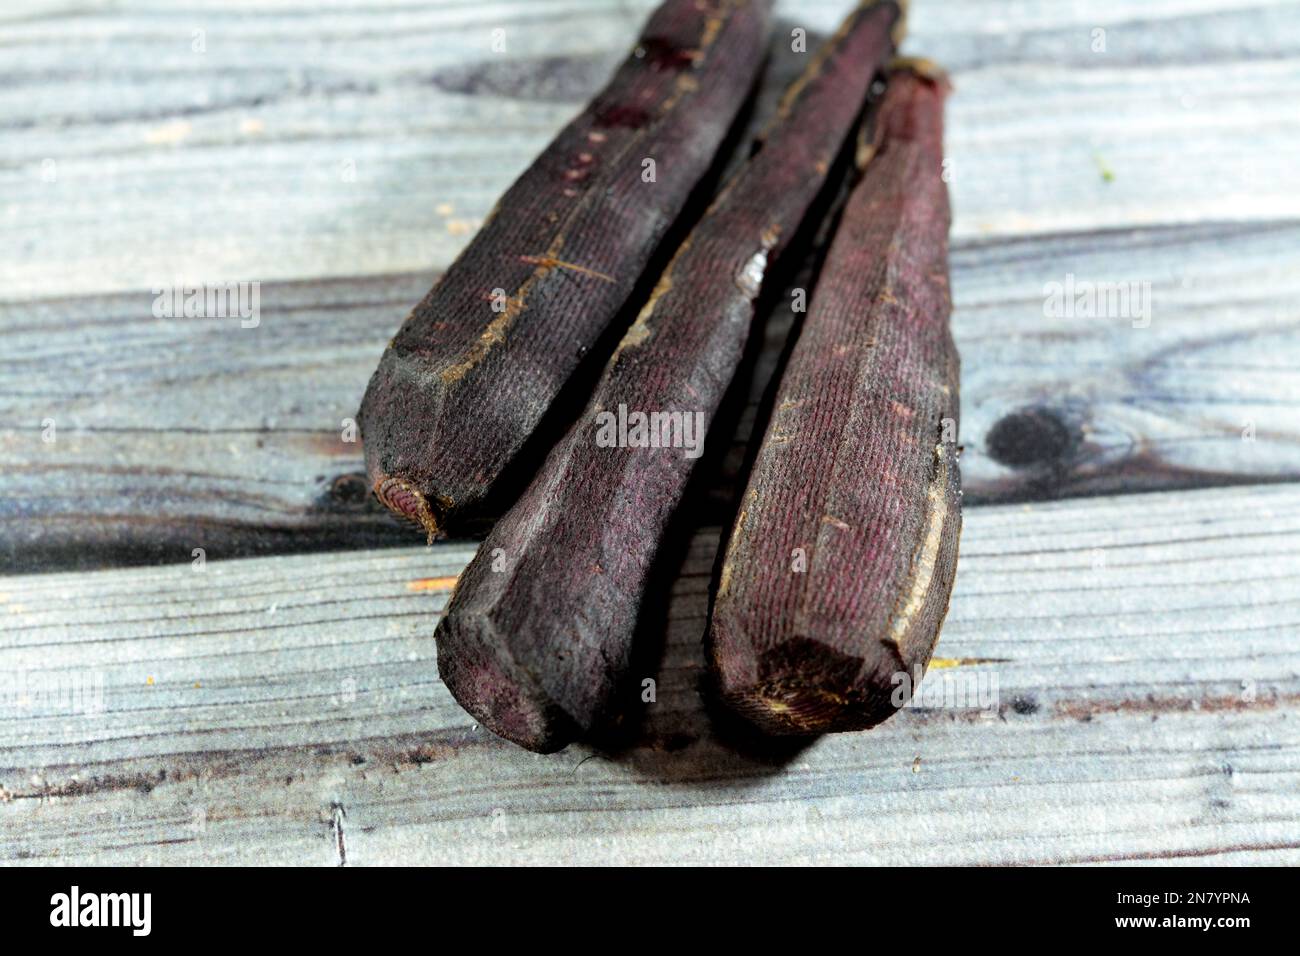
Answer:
435, 1, 907, 752
359, 0, 774, 536
709, 64, 961, 736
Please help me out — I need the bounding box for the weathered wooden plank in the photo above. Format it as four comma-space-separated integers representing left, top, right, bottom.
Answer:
2, 482, 1297, 864
3, 0, 1299, 299
6, 217, 1299, 570
5, 1, 1300, 570
0, 275, 424, 571
937, 218, 1300, 500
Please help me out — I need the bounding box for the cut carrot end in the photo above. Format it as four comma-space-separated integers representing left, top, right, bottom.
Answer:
374, 475, 440, 543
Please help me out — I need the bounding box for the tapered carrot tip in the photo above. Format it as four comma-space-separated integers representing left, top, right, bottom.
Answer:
373, 475, 440, 544
436, 611, 577, 753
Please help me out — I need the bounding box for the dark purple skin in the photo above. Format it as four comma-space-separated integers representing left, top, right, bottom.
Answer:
359, 0, 774, 540
709, 65, 962, 736
435, 1, 907, 752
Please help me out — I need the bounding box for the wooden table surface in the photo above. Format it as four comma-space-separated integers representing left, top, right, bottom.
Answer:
2, 0, 1298, 864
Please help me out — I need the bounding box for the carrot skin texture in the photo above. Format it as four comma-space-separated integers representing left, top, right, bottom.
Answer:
709, 67, 961, 736
435, 1, 906, 752
358, 0, 774, 539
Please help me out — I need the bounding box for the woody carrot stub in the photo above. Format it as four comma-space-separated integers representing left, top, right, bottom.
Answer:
358, 0, 773, 540
708, 65, 961, 736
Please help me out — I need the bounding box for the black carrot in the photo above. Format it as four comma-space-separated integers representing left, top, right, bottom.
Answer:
359, 0, 774, 540
709, 63, 961, 735
435, 1, 907, 752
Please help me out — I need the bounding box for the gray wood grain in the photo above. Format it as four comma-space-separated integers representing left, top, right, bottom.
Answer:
5, 217, 1299, 570
4, 0, 1299, 299
2, 482, 1298, 864
4, 0, 1300, 571
3, 0, 1299, 866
